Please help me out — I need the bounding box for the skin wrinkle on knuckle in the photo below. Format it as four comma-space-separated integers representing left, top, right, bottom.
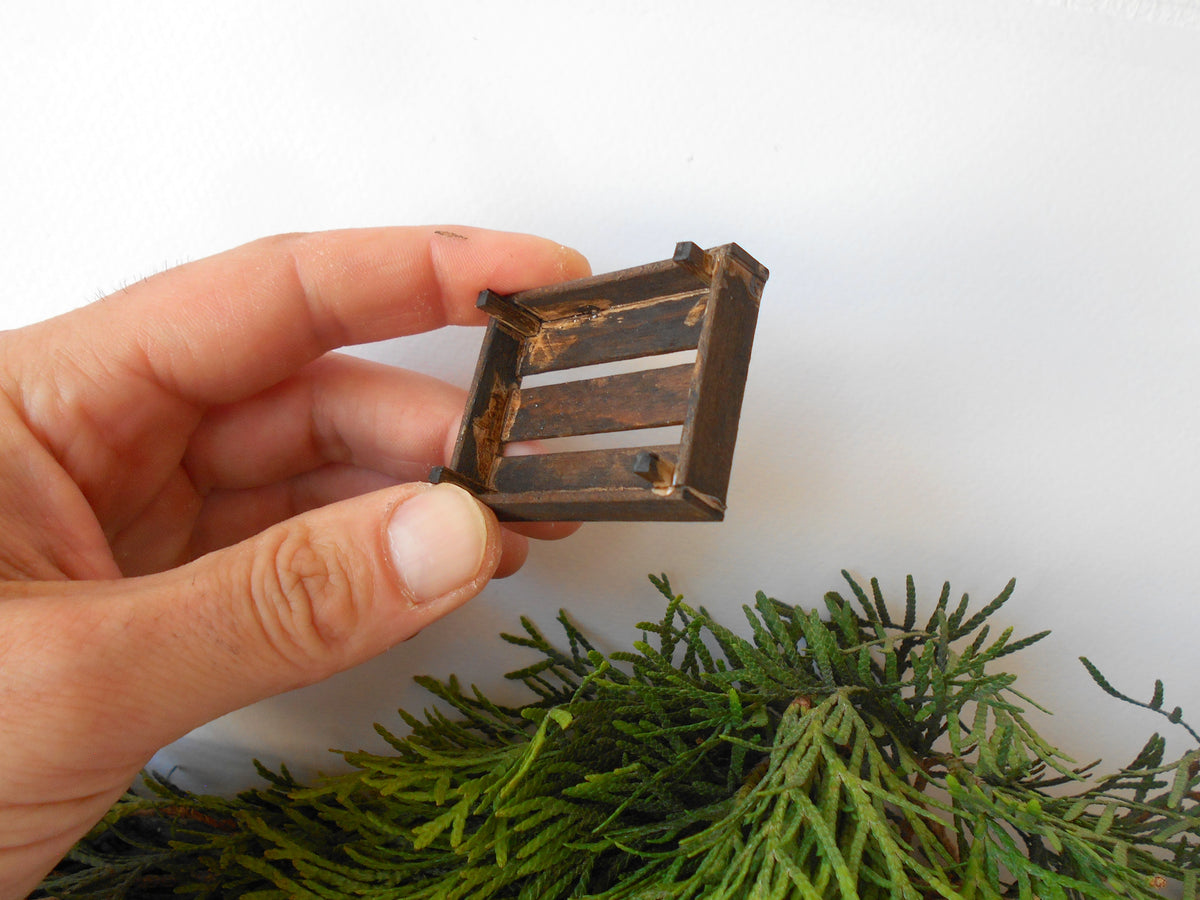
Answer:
307, 373, 354, 469
425, 232, 466, 326
279, 235, 353, 355
246, 523, 367, 675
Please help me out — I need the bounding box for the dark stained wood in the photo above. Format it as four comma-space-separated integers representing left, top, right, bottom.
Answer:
672, 241, 715, 282
492, 446, 679, 494
632, 450, 676, 488
482, 487, 721, 522
430, 242, 767, 521
726, 242, 770, 285
675, 247, 763, 503
476, 289, 542, 337
509, 242, 711, 321
518, 290, 707, 376
432, 320, 521, 488
427, 466, 486, 494
503, 363, 694, 442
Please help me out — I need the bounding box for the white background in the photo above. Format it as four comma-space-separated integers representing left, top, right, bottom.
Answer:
2, 1, 1198, 792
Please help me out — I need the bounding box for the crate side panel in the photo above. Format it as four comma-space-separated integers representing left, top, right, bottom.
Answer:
675, 254, 765, 503
450, 321, 523, 485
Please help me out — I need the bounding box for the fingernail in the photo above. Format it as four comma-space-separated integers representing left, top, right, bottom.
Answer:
559, 244, 591, 278
386, 484, 488, 604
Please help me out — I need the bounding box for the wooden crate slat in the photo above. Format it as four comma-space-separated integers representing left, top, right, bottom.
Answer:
492, 445, 679, 494
481, 487, 719, 522
675, 251, 763, 503
519, 290, 707, 376
509, 258, 710, 320
503, 363, 694, 442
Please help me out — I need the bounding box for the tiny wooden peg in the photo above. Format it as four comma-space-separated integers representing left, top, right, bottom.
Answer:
429, 465, 489, 495
477, 290, 542, 337
672, 241, 715, 283
633, 450, 676, 488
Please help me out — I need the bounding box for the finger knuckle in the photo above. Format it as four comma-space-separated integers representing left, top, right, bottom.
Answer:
247, 523, 369, 674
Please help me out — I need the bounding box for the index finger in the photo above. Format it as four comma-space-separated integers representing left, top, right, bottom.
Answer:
73, 226, 591, 406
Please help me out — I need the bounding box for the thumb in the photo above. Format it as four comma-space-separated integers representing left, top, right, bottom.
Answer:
55, 481, 502, 751
0, 482, 500, 896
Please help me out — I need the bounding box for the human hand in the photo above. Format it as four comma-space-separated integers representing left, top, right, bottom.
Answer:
0, 226, 589, 898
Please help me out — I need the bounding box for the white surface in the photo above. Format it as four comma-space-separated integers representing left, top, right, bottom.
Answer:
2, 1, 1199, 791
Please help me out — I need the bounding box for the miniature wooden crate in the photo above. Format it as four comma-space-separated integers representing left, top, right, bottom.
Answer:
430, 241, 768, 521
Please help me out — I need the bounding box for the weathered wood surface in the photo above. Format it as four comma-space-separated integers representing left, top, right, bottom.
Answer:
477, 289, 541, 337
723, 243, 770, 284
431, 241, 768, 521
518, 290, 707, 376
632, 449, 677, 488
507, 254, 711, 321
480, 487, 721, 522
442, 320, 521, 486
502, 363, 694, 442
671, 240, 715, 282
492, 446, 679, 494
675, 247, 764, 504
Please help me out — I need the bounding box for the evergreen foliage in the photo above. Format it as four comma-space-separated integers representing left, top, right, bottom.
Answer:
40, 573, 1200, 898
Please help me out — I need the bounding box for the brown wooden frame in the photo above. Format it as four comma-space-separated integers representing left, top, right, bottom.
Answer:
430, 241, 768, 521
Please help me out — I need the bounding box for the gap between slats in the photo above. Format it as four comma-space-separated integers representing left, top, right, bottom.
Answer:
492, 445, 679, 494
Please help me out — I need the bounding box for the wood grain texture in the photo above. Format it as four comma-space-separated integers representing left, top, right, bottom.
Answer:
633, 449, 677, 487
508, 256, 710, 321
476, 289, 541, 337
481, 487, 720, 522
503, 363, 694, 442
442, 320, 521, 485
675, 248, 763, 502
518, 290, 707, 376
492, 445, 679, 494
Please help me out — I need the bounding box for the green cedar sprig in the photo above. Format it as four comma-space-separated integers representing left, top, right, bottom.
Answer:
39, 573, 1200, 899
